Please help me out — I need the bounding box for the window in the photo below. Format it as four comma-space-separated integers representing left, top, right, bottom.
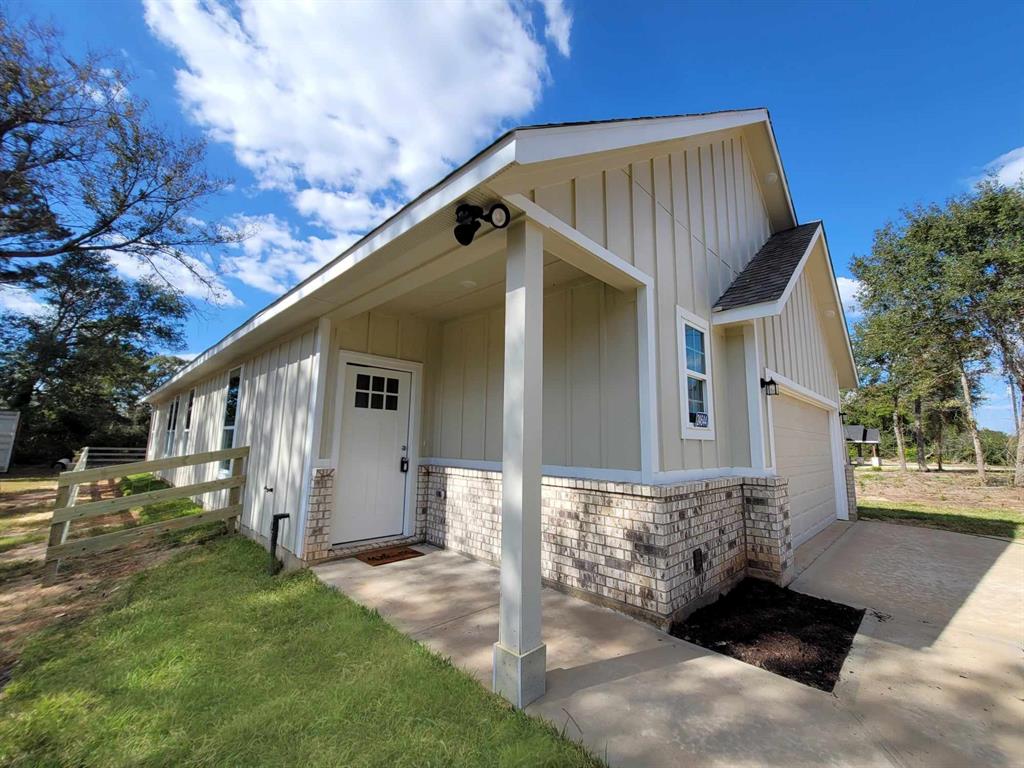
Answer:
163, 395, 180, 456
354, 373, 400, 411
182, 388, 196, 451
219, 368, 242, 472
676, 307, 715, 440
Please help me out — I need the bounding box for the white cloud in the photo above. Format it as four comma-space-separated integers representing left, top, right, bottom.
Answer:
836, 276, 862, 318
0, 287, 46, 316
983, 146, 1024, 187
143, 0, 571, 292
223, 214, 355, 294
540, 0, 573, 57
106, 251, 242, 307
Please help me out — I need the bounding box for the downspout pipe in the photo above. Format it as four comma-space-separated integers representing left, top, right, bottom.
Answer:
269, 513, 291, 575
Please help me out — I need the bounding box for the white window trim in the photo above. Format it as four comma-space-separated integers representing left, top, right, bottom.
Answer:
182, 388, 196, 453
163, 395, 180, 457
218, 367, 243, 477
676, 306, 716, 441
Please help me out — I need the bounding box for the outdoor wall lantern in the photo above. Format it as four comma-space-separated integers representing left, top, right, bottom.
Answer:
453, 202, 510, 246
760, 377, 779, 396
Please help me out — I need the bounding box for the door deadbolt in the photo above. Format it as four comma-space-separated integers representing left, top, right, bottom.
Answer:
400, 457, 409, 473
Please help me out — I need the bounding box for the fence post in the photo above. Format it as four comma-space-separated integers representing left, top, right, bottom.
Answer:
44, 482, 72, 583
227, 453, 245, 534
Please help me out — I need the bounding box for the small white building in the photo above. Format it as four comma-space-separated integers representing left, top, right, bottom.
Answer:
146, 109, 857, 706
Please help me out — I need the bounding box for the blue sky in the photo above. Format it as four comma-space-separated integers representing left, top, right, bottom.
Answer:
8, 0, 1024, 431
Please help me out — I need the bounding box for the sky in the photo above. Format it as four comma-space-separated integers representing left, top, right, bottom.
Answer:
4, 0, 1023, 432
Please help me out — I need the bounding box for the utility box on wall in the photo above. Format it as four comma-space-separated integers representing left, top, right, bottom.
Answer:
0, 410, 21, 473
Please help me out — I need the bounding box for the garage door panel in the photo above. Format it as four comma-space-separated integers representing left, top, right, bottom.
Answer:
774, 395, 836, 547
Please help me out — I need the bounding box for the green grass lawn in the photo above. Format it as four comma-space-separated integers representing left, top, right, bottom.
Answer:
857, 501, 1024, 540
0, 537, 602, 767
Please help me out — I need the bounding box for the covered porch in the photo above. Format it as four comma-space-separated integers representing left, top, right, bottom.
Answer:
301, 200, 651, 706
313, 522, 1024, 767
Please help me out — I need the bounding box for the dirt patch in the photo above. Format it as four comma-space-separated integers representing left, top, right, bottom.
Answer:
670, 579, 865, 692
0, 469, 207, 685
855, 467, 1024, 514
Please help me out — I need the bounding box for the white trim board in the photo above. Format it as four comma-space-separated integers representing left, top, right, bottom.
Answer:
293, 317, 331, 558
420, 458, 776, 486
506, 194, 660, 484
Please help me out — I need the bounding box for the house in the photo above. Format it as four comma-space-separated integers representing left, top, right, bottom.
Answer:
845, 424, 882, 466
145, 109, 857, 706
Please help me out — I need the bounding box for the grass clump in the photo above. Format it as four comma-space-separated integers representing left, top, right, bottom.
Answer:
858, 501, 1023, 540
0, 537, 601, 768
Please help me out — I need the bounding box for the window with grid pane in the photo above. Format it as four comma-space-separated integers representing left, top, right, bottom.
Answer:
677, 307, 714, 438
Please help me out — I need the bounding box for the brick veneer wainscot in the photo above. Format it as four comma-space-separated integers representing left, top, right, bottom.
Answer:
419, 465, 794, 627
844, 463, 858, 521
302, 467, 426, 563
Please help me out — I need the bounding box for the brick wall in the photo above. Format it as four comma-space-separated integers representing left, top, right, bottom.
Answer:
302, 467, 426, 563
844, 464, 858, 521
419, 465, 793, 626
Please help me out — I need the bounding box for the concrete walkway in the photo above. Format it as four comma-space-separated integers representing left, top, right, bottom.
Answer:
314, 522, 1024, 767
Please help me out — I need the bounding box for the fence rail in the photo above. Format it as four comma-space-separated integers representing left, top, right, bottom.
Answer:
44, 446, 248, 579
80, 446, 148, 468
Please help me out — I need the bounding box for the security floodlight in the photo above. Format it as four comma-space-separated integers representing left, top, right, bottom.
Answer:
453, 202, 511, 246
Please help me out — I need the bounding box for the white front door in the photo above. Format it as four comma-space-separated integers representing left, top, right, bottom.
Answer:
331, 363, 412, 544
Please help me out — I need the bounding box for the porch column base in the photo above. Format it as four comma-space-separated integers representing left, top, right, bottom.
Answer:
493, 641, 546, 708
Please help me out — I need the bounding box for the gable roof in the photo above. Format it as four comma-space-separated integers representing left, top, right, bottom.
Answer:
145, 108, 795, 402
711, 221, 857, 389
713, 222, 821, 311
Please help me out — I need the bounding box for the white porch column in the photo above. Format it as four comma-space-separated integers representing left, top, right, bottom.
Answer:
493, 218, 546, 708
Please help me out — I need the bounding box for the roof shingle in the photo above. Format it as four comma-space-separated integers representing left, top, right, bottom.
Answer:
713, 222, 820, 312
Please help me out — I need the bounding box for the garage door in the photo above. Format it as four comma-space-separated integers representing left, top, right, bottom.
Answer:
773, 395, 836, 547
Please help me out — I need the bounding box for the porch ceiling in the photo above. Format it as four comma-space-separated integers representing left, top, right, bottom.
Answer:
371, 248, 589, 320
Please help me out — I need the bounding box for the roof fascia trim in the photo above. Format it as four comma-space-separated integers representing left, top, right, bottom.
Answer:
513, 110, 769, 165
144, 137, 518, 402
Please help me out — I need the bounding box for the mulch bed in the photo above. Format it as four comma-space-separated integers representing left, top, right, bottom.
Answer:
354, 546, 424, 567
669, 578, 865, 691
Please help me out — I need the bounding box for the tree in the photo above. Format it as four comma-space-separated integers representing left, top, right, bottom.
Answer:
852, 197, 999, 480
0, 251, 188, 460
0, 13, 241, 295
935, 181, 1024, 484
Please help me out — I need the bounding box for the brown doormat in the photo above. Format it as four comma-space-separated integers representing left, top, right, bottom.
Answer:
354, 546, 425, 567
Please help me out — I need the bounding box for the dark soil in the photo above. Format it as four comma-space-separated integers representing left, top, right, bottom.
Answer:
669, 578, 865, 691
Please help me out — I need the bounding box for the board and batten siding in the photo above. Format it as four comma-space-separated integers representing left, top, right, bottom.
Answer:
530, 129, 772, 472
147, 325, 319, 556
426, 279, 641, 470
759, 271, 840, 404
318, 310, 432, 460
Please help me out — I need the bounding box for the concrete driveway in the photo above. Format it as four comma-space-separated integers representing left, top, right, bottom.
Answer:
314, 521, 1023, 767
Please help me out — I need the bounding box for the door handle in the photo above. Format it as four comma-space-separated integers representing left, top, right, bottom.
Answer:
400, 457, 409, 473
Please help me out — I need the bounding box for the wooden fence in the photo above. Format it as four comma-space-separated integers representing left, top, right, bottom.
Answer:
78, 446, 148, 468
44, 446, 249, 578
